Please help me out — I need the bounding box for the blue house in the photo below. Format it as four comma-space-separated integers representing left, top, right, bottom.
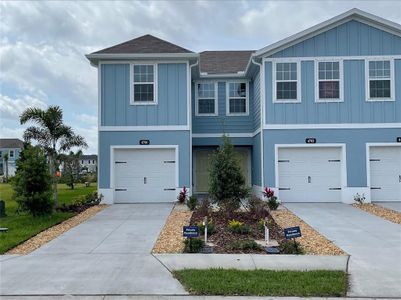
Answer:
0, 138, 24, 177
86, 9, 401, 204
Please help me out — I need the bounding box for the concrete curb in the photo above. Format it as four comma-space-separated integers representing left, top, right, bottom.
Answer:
154, 254, 350, 272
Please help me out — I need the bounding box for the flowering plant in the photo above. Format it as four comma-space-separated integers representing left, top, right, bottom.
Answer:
262, 187, 279, 210
263, 187, 274, 198
177, 186, 188, 204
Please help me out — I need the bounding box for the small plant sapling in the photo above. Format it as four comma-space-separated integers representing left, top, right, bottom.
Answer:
187, 195, 197, 211
354, 193, 366, 204
177, 186, 188, 204
263, 187, 280, 210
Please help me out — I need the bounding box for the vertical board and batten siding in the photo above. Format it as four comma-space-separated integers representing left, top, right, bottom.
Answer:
192, 81, 254, 134
252, 133, 262, 186
101, 63, 188, 126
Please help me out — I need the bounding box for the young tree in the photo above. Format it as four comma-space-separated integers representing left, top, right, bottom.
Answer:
208, 135, 249, 214
60, 150, 82, 190
13, 145, 53, 216
20, 106, 87, 207
3, 153, 9, 183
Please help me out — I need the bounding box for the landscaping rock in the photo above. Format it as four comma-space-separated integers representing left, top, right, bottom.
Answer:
353, 203, 401, 225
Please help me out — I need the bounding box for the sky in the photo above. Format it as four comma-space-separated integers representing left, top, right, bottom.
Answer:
1, 0, 400, 154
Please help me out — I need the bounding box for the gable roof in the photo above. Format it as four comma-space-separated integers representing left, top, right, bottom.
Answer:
92, 34, 193, 54
0, 138, 24, 149
80, 154, 97, 160
199, 51, 254, 75
254, 8, 401, 58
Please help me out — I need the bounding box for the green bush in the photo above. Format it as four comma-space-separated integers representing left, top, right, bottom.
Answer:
208, 135, 249, 213
279, 240, 304, 254
228, 239, 259, 251
228, 219, 250, 234
197, 220, 216, 236
183, 238, 205, 253
13, 145, 53, 216
247, 196, 268, 219
267, 196, 280, 210
187, 195, 197, 211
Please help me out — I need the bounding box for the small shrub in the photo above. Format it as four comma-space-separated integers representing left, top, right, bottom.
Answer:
267, 196, 280, 210
177, 186, 188, 204
197, 219, 215, 236
198, 197, 212, 217
228, 239, 259, 251
228, 219, 250, 234
183, 238, 204, 253
57, 191, 102, 213
258, 219, 265, 232
187, 195, 197, 211
279, 240, 304, 254
354, 193, 365, 204
263, 187, 275, 198
247, 196, 268, 219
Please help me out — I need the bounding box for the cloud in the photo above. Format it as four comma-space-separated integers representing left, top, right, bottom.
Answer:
0, 94, 47, 120
74, 113, 98, 126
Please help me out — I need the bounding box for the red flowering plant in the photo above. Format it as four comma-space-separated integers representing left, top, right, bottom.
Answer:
177, 186, 188, 204
262, 187, 280, 210
263, 187, 274, 198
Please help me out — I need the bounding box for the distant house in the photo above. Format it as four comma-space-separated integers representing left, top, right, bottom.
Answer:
0, 138, 24, 177
80, 154, 97, 173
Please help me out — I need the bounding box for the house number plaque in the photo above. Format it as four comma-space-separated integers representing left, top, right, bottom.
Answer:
397, 137, 401, 143
305, 138, 316, 144
139, 139, 150, 145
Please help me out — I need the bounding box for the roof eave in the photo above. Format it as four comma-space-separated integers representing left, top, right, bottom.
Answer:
86, 53, 199, 66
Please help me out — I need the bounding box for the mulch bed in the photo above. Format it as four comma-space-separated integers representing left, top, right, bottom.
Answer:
190, 209, 282, 254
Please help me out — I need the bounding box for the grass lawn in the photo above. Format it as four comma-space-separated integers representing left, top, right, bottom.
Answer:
0, 183, 96, 254
173, 269, 348, 297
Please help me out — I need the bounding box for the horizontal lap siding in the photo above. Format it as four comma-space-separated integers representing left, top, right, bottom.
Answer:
101, 63, 188, 126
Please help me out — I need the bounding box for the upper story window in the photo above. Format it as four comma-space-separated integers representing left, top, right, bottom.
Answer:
195, 82, 218, 116
9, 150, 14, 158
366, 59, 394, 101
273, 62, 300, 103
316, 61, 343, 102
227, 82, 248, 115
131, 64, 157, 105
0, 151, 2, 158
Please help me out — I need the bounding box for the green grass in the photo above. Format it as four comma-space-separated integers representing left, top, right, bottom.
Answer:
173, 269, 348, 297
0, 183, 96, 254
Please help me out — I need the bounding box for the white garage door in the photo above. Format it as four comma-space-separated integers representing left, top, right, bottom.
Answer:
278, 147, 342, 202
113, 148, 176, 203
370, 146, 401, 202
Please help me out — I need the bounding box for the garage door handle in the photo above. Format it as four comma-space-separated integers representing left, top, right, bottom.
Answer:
307, 176, 311, 183
144, 177, 147, 184
115, 188, 127, 191
164, 188, 176, 191
399, 175, 401, 183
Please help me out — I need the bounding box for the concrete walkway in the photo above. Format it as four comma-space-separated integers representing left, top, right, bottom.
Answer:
374, 201, 401, 212
0, 204, 186, 295
285, 203, 401, 298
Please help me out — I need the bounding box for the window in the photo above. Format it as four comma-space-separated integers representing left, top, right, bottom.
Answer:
196, 82, 217, 116
227, 82, 248, 115
316, 61, 342, 102
9, 150, 14, 158
131, 64, 157, 104
81, 160, 84, 164
366, 60, 394, 101
93, 160, 95, 164
274, 62, 300, 102
0, 151, 2, 158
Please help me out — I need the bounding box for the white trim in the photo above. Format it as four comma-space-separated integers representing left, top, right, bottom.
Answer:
264, 123, 401, 129
226, 81, 250, 116
264, 55, 401, 63
195, 81, 218, 116
272, 61, 302, 103
189, 60, 199, 195
86, 53, 199, 66
254, 9, 401, 58
97, 63, 101, 188
260, 60, 265, 187
314, 59, 344, 103
130, 63, 158, 105
99, 60, 192, 65
99, 125, 190, 131
192, 129, 261, 138
365, 58, 395, 102
110, 145, 180, 202
274, 143, 347, 202
365, 142, 401, 197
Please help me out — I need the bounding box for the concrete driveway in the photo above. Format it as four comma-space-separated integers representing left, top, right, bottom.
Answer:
0, 204, 187, 295
285, 203, 401, 298
374, 201, 401, 212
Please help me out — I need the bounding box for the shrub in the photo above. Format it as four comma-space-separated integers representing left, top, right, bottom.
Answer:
183, 238, 205, 253
247, 196, 268, 219
197, 219, 216, 236
208, 135, 249, 214
279, 240, 304, 254
228, 239, 259, 251
57, 191, 102, 213
187, 195, 197, 211
354, 193, 365, 204
177, 186, 188, 204
263, 187, 280, 210
228, 219, 250, 234
13, 145, 53, 216
198, 197, 212, 217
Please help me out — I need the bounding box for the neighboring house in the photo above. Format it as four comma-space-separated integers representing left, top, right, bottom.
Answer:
0, 138, 24, 177
87, 9, 401, 204
80, 154, 98, 173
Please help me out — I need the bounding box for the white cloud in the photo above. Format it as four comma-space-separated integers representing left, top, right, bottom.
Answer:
0, 94, 47, 120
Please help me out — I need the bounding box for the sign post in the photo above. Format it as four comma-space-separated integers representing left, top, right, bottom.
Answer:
284, 226, 302, 252
203, 216, 208, 244
264, 217, 269, 244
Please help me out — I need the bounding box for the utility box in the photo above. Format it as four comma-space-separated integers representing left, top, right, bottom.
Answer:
0, 200, 6, 217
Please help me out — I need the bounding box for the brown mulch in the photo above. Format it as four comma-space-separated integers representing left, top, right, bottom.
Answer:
189, 209, 282, 254
6, 205, 108, 255
270, 208, 345, 256
353, 203, 401, 225
152, 204, 193, 253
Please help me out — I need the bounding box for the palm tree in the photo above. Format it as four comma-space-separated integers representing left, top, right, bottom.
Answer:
20, 106, 87, 207
3, 153, 9, 183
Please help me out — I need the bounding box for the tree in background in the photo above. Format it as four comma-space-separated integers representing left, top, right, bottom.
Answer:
3, 153, 9, 182
60, 150, 82, 190
20, 106, 87, 207
13, 145, 53, 216
208, 135, 249, 214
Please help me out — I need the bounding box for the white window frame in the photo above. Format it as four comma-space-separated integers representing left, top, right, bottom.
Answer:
195, 81, 218, 116
9, 150, 14, 158
365, 58, 395, 102
315, 59, 344, 103
273, 61, 301, 103
226, 80, 249, 116
130, 63, 158, 105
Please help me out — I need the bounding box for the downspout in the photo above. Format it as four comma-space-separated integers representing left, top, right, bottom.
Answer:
251, 56, 265, 192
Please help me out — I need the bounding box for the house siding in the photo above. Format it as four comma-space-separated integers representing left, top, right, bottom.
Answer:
101, 63, 188, 126
252, 133, 262, 187
252, 70, 261, 131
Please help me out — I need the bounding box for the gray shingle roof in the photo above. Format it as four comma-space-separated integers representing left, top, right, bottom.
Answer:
0, 139, 24, 149
80, 154, 97, 160
199, 51, 254, 74
92, 34, 193, 54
